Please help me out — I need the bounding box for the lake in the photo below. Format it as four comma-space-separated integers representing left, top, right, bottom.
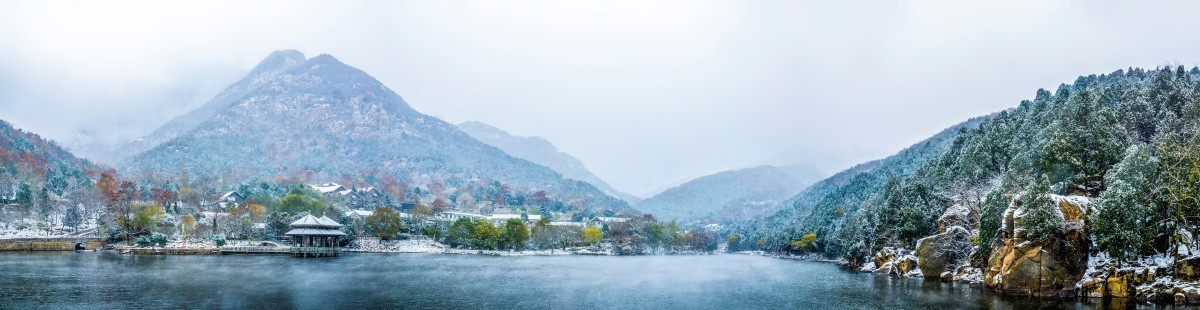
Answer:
0, 252, 1145, 309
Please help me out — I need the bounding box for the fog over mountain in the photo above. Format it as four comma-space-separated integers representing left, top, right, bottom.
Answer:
458, 121, 640, 204
6, 1, 1200, 197
121, 50, 629, 211
636, 163, 824, 222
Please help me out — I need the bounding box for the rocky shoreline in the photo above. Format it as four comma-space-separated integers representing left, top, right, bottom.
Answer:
844, 194, 1200, 305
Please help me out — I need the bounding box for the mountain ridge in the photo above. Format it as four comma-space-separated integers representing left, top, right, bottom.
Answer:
457, 121, 640, 204
635, 163, 825, 222
119, 50, 310, 163
120, 50, 628, 211
0, 119, 102, 196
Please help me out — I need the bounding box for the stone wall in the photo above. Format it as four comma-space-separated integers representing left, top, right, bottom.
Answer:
0, 238, 107, 251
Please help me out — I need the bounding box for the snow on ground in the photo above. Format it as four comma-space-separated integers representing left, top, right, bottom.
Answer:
0, 219, 98, 239
346, 239, 447, 254
954, 267, 983, 283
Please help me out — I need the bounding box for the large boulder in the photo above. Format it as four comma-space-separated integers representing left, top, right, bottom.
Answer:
983, 194, 1090, 297
1175, 256, 1200, 281
876, 255, 919, 276
916, 226, 974, 277
873, 247, 899, 269
937, 204, 977, 234
871, 248, 920, 276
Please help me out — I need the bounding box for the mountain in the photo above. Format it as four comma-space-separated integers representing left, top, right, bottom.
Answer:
739, 66, 1200, 267
119, 50, 628, 211
119, 50, 310, 163
635, 163, 825, 222
732, 114, 987, 252
0, 119, 102, 197
457, 121, 639, 204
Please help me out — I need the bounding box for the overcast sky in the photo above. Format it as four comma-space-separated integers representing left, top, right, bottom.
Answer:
3, 1, 1200, 197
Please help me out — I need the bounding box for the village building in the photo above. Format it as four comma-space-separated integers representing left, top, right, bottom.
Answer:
590, 216, 630, 227
344, 209, 374, 222
218, 191, 244, 209
284, 215, 346, 257
309, 182, 383, 210
343, 187, 382, 210
439, 211, 542, 225
441, 211, 486, 222
488, 213, 542, 226
308, 183, 347, 194
548, 221, 585, 228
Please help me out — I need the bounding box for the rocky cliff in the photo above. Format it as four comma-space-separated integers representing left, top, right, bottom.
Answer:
983, 194, 1090, 297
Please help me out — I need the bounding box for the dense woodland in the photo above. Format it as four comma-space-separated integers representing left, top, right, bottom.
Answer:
733, 66, 1200, 265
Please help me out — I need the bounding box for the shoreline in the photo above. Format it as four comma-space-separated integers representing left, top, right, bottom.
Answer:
751, 251, 1200, 306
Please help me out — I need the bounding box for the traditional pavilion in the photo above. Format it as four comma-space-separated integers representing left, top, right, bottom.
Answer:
285, 214, 346, 257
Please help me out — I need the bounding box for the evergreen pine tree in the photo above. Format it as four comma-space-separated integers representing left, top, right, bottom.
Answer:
1092, 145, 1160, 260
1020, 175, 1061, 243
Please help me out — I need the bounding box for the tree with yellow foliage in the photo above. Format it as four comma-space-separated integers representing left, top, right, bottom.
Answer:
180, 215, 196, 246
132, 203, 166, 235
248, 204, 266, 221
790, 233, 817, 253
582, 226, 604, 245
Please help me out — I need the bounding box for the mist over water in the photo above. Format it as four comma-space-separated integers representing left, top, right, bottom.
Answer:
0, 252, 1137, 309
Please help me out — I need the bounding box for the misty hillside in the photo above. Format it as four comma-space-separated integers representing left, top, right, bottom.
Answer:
635, 164, 824, 222
732, 115, 987, 251
457, 121, 639, 204
120, 50, 628, 212
119, 50, 310, 163
740, 66, 1200, 265
0, 119, 101, 197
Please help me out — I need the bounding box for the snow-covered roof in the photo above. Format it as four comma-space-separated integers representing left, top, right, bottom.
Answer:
489, 213, 542, 221
549, 221, 584, 227
284, 228, 347, 236
289, 215, 324, 228
200, 211, 228, 218
309, 183, 346, 194
318, 216, 343, 228
593, 216, 629, 223
345, 210, 373, 218
443, 211, 486, 219
220, 191, 242, 200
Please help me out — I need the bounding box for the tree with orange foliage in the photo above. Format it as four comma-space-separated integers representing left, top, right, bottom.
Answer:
151, 188, 178, 212
96, 170, 140, 241
431, 199, 450, 213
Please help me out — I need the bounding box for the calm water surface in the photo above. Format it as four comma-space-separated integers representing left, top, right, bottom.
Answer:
0, 252, 1177, 309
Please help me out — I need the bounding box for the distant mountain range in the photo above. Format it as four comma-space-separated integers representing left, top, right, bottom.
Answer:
119, 50, 628, 211
457, 121, 640, 204
635, 163, 825, 222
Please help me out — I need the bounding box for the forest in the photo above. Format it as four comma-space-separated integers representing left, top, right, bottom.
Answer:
733, 66, 1200, 266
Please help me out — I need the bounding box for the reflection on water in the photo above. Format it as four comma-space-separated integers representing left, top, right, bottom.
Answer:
0, 252, 1176, 309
